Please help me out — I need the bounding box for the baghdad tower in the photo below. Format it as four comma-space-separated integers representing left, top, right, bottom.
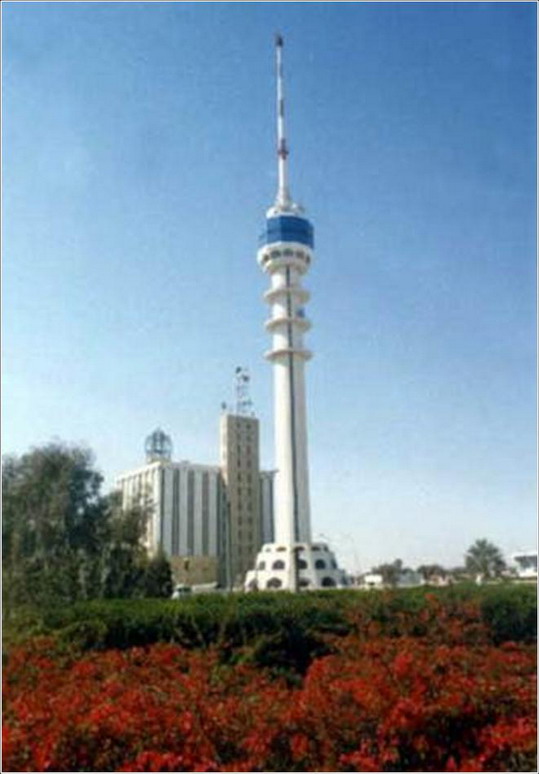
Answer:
245, 36, 345, 591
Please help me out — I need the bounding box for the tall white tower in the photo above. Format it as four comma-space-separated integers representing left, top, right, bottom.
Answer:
245, 35, 345, 592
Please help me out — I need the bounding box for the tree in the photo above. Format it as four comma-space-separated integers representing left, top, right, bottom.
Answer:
417, 563, 447, 582
465, 539, 506, 580
371, 559, 404, 587
2, 443, 155, 611
2, 444, 106, 610
140, 549, 174, 598
100, 491, 150, 599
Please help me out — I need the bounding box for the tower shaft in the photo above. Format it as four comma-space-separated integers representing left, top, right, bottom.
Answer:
266, 260, 312, 544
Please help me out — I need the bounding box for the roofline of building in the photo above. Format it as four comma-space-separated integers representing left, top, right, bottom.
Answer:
115, 460, 276, 484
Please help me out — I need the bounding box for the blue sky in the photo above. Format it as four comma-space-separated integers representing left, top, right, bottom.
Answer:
3, 2, 536, 571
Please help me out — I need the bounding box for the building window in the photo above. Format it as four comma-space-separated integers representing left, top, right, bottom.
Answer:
315, 559, 326, 570
272, 560, 285, 570
257, 561, 266, 571
298, 559, 308, 570
267, 577, 282, 589
322, 576, 336, 587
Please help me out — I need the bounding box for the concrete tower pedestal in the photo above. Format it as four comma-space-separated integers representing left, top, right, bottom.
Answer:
245, 542, 346, 591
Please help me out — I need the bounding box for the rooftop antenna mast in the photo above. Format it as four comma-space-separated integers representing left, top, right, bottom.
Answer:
235, 366, 254, 416
275, 33, 292, 211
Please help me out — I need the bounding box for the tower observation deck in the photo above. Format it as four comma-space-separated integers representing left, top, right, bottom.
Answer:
245, 35, 345, 592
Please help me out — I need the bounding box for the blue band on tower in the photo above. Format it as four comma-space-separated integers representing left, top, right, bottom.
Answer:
259, 216, 314, 248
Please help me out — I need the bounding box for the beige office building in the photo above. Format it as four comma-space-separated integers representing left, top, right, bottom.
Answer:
220, 413, 264, 585
116, 426, 274, 587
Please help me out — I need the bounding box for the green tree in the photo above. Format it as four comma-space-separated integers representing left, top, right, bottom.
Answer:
371, 558, 404, 587
2, 443, 153, 611
417, 563, 447, 582
465, 538, 506, 580
2, 444, 106, 610
101, 493, 150, 598
140, 549, 174, 598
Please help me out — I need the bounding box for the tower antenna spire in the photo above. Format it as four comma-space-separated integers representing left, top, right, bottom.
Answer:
275, 33, 292, 210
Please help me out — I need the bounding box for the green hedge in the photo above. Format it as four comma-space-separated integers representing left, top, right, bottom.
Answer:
478, 584, 537, 644
32, 584, 537, 649
5, 585, 536, 676
41, 593, 350, 677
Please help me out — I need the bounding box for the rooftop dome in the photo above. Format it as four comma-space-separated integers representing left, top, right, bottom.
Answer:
145, 428, 173, 463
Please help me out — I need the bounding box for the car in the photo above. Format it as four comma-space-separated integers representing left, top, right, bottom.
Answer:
171, 584, 192, 599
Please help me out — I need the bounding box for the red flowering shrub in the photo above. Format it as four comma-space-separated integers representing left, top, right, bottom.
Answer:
3, 598, 536, 772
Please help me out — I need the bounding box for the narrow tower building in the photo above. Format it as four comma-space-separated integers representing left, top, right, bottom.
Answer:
245, 36, 345, 591
220, 411, 262, 586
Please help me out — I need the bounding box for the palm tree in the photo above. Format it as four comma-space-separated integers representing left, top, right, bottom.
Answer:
465, 539, 506, 580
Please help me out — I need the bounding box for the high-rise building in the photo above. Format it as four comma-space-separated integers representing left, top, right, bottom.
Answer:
245, 36, 345, 591
220, 412, 262, 585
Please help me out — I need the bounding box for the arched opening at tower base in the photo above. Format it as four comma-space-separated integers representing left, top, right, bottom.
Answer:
244, 542, 348, 592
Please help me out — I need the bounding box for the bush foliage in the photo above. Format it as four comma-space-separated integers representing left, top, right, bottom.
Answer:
2, 444, 173, 614
3, 592, 536, 772
5, 445, 534, 769
6, 584, 536, 663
